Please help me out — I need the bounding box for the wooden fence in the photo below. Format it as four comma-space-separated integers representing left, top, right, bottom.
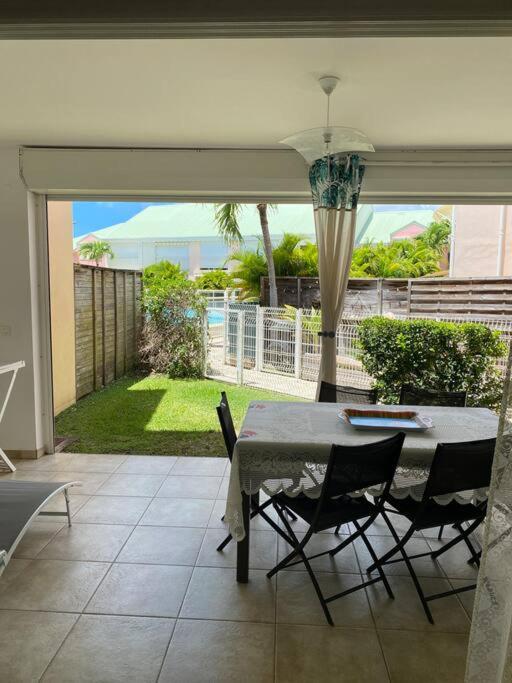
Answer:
75, 265, 142, 399
261, 276, 512, 318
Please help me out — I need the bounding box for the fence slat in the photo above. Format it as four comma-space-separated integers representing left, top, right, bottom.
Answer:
74, 264, 142, 400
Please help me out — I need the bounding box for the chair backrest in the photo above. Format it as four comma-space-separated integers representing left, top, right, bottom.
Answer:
313, 432, 405, 526
399, 385, 467, 407
423, 438, 496, 500
318, 381, 378, 405
216, 392, 237, 461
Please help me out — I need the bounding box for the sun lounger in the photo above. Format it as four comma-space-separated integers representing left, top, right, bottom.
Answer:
0, 480, 79, 574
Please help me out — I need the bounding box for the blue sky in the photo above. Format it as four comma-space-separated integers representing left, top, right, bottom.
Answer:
72, 202, 171, 238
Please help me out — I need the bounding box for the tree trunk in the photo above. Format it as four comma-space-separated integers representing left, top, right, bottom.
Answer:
257, 203, 278, 308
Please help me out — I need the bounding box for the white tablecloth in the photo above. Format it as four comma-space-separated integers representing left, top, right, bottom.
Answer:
225, 401, 498, 541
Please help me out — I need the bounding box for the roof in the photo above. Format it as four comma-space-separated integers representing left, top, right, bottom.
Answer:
73, 203, 435, 247
357, 209, 435, 244
76, 203, 317, 243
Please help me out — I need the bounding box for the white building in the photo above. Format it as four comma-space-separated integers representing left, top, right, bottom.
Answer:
73, 202, 435, 274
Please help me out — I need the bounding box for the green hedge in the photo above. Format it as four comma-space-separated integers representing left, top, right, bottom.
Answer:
357, 317, 507, 409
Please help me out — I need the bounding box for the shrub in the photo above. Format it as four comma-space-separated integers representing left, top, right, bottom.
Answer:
195, 269, 235, 290
142, 261, 190, 304
357, 317, 507, 408
139, 282, 206, 379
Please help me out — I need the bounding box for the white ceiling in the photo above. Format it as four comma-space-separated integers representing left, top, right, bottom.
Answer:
1, 37, 511, 148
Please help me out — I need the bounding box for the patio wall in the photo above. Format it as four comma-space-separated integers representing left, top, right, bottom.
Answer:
74, 264, 142, 399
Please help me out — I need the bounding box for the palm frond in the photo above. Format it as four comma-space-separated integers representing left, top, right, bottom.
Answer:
214, 203, 244, 246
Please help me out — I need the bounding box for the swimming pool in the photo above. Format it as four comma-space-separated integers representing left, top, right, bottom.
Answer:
207, 309, 225, 325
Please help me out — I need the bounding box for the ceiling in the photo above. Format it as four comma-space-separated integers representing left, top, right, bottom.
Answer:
1, 37, 511, 148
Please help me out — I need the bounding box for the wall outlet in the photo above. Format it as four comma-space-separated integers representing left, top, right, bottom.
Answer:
0, 324, 12, 336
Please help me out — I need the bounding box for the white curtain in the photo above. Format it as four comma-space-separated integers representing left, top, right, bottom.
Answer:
307, 153, 365, 397
466, 344, 512, 682
315, 206, 357, 390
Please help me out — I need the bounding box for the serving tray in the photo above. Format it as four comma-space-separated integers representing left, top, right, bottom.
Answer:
339, 408, 433, 432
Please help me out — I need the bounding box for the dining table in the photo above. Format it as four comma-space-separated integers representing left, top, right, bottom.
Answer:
225, 400, 499, 583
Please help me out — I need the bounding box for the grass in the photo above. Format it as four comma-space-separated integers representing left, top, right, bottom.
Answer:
55, 374, 304, 456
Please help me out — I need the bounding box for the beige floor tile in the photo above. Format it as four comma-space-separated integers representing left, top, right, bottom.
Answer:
86, 562, 192, 617
42, 614, 174, 683
0, 558, 31, 594
117, 526, 205, 565
116, 455, 177, 475
41, 493, 90, 516
73, 495, 151, 524
276, 624, 389, 683
277, 570, 373, 628
379, 628, 468, 683
197, 528, 278, 570
217, 476, 230, 499
14, 521, 65, 558
277, 532, 360, 574
208, 498, 282, 533
55, 453, 128, 473
52, 471, 111, 495
37, 523, 133, 561
11, 454, 74, 471
0, 559, 110, 612
172, 456, 227, 476
426, 538, 480, 580
159, 619, 275, 683
450, 578, 476, 618
180, 567, 276, 623
354, 535, 446, 578
0, 610, 77, 682
140, 497, 214, 527
2, 470, 58, 481
96, 473, 166, 497
366, 575, 471, 632
208, 499, 231, 529
157, 474, 222, 499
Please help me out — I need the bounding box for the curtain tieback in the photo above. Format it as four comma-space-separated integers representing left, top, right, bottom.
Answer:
318, 331, 336, 338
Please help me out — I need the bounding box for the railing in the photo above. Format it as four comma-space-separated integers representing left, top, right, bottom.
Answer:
205, 303, 512, 400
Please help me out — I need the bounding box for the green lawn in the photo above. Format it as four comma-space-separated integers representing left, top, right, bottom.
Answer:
56, 375, 304, 456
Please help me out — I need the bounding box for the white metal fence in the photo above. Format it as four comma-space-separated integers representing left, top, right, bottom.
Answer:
205, 302, 512, 400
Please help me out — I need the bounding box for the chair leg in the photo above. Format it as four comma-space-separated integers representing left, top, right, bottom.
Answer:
437, 525, 444, 540
369, 513, 434, 623
299, 546, 334, 626
353, 521, 394, 600
271, 503, 333, 625
64, 489, 72, 527
366, 517, 416, 574
430, 518, 482, 561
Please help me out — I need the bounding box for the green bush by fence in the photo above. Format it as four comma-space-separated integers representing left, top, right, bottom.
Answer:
357, 317, 507, 409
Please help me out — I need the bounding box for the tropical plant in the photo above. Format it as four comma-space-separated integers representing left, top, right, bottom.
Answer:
230, 233, 319, 300
79, 240, 114, 266
139, 281, 206, 379
415, 219, 451, 254
357, 316, 506, 408
349, 239, 440, 278
141, 261, 190, 308
214, 203, 279, 307
194, 269, 235, 290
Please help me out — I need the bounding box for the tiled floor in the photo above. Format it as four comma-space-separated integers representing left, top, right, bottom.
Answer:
0, 453, 476, 682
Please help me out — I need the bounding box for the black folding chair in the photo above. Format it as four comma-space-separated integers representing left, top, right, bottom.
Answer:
400, 385, 467, 408
400, 385, 467, 540
366, 437, 495, 624
215, 392, 293, 552
266, 432, 405, 625
318, 381, 378, 404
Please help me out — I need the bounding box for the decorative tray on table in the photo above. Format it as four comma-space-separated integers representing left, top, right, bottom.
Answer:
339, 408, 433, 432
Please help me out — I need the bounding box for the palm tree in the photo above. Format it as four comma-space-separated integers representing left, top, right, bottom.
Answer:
79, 240, 114, 267
214, 203, 278, 307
